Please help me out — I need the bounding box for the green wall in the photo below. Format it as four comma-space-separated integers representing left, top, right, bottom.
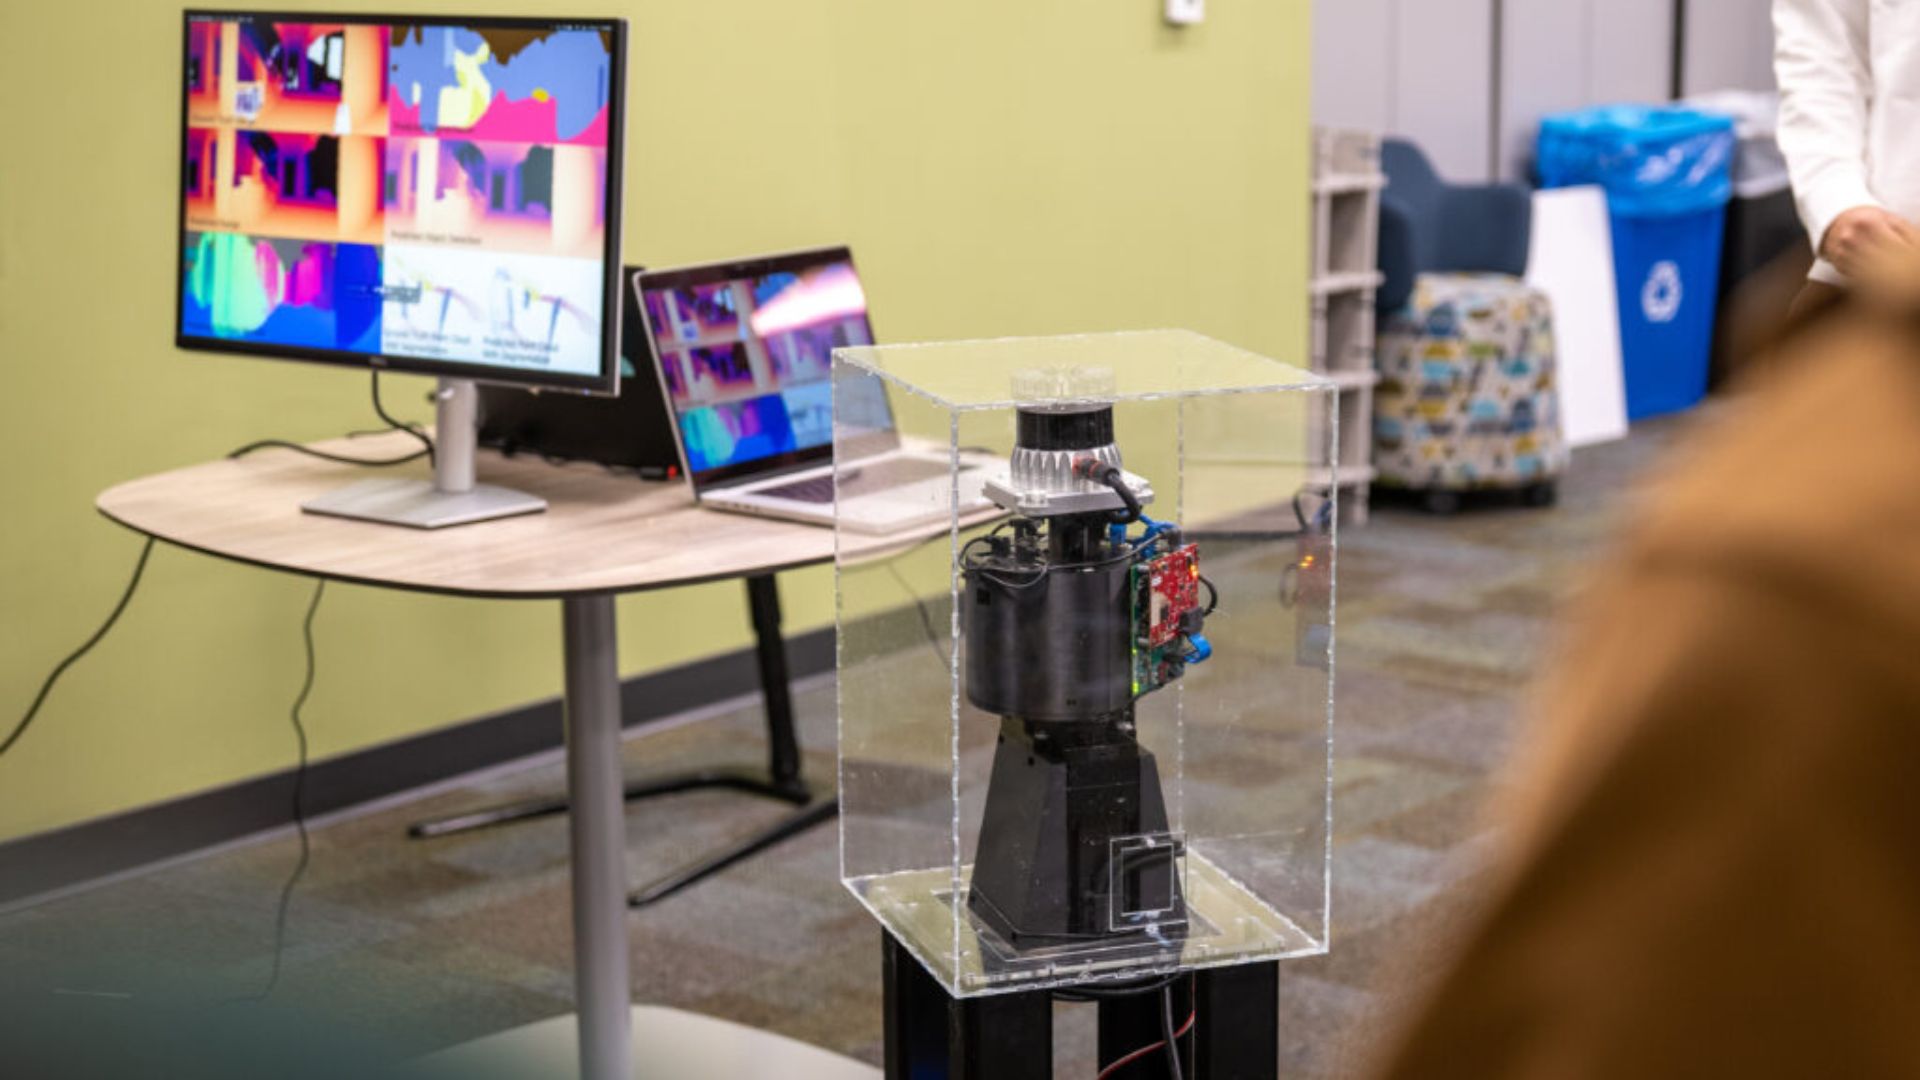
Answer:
0, 0, 1310, 842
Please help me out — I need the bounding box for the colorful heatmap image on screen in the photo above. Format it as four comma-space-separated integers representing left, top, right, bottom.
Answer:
179, 14, 616, 381
644, 259, 878, 475
180, 231, 383, 352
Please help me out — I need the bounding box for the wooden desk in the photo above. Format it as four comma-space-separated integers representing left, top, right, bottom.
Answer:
97, 433, 854, 599
96, 432, 908, 1080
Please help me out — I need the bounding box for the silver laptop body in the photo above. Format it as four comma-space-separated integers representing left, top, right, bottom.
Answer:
635, 249, 1000, 534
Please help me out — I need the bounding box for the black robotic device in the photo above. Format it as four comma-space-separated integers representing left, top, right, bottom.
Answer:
961, 399, 1214, 950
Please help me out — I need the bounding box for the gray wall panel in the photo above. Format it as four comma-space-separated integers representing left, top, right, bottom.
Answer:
1499, 0, 1675, 179
1314, 0, 1776, 183
1589, 0, 1677, 103
1684, 0, 1777, 93
1312, 0, 1394, 134
1501, 0, 1596, 180
1394, 0, 1496, 181
1311, 0, 1494, 182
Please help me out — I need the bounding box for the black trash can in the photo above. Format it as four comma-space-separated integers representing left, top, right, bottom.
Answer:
1689, 91, 1810, 389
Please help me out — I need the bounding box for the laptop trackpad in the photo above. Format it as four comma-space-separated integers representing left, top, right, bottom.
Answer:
757, 457, 953, 503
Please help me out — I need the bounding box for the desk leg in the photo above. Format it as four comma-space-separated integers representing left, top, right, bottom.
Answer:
562, 595, 631, 1080
746, 573, 801, 783
624, 575, 836, 907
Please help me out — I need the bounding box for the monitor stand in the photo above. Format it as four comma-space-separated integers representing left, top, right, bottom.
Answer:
302, 377, 548, 529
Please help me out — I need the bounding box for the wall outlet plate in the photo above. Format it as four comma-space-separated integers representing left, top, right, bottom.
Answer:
1165, 0, 1204, 25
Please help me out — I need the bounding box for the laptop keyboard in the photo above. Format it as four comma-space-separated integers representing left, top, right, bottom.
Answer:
756, 457, 953, 503
758, 475, 837, 504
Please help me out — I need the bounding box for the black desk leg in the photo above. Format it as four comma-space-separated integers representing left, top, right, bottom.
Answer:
626, 574, 836, 906
883, 932, 1052, 1080
405, 575, 838, 908
748, 572, 801, 783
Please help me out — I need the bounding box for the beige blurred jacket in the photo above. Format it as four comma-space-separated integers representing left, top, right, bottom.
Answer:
1371, 303, 1920, 1077
1775, 0, 1920, 284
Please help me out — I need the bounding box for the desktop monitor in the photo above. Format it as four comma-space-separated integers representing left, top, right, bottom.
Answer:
177, 11, 628, 527
636, 247, 891, 493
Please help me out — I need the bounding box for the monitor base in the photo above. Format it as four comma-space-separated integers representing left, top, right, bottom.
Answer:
302, 477, 547, 530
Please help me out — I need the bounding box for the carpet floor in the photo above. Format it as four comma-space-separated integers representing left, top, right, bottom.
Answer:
0, 418, 1685, 1077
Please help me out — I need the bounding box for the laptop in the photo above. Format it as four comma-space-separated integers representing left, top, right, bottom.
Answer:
636, 247, 1001, 533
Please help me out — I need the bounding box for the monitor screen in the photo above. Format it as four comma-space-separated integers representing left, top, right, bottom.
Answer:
638, 249, 893, 488
177, 12, 626, 392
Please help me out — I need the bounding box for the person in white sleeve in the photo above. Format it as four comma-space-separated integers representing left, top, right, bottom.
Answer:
1774, 0, 1920, 290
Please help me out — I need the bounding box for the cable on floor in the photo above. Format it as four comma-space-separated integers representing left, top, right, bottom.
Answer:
235, 579, 325, 1003
0, 536, 158, 761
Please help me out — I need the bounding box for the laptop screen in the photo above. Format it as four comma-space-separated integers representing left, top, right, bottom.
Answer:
637, 247, 895, 490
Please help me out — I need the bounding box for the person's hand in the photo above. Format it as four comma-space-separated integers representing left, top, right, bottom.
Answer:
1821, 206, 1918, 278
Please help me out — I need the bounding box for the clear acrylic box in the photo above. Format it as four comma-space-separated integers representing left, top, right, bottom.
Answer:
833, 330, 1338, 997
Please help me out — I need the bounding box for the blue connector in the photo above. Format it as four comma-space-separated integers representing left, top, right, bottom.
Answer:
1186, 633, 1213, 664
1134, 514, 1174, 550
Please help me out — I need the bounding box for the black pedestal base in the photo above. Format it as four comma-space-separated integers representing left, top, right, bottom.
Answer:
968, 717, 1183, 948
881, 933, 1279, 1080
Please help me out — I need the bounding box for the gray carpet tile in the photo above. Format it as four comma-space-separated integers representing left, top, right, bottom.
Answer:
0, 417, 1688, 1076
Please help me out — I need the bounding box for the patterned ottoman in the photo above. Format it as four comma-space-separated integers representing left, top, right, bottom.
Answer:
1373, 273, 1568, 511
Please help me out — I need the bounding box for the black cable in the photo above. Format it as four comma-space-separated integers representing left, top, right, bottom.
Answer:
226, 439, 431, 467
227, 370, 437, 468
0, 537, 157, 761
1199, 574, 1220, 616
1081, 973, 1196, 1079
1086, 462, 1143, 524
1160, 980, 1186, 1080
239, 579, 324, 1003
370, 369, 435, 466
886, 562, 950, 667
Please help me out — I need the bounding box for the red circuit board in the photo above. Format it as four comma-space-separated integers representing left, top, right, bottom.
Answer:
1139, 544, 1201, 648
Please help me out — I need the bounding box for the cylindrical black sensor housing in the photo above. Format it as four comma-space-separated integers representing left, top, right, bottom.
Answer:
1016, 405, 1114, 452
963, 553, 1133, 722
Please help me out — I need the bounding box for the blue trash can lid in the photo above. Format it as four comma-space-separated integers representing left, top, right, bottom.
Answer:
1538, 105, 1736, 218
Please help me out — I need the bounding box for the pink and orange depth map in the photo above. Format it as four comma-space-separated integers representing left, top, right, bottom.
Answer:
180, 16, 615, 377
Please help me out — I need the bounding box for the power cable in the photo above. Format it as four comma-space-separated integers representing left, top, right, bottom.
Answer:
0, 537, 157, 760
227, 370, 434, 468
234, 579, 325, 1003
1159, 979, 1187, 1080
370, 369, 435, 466
1085, 975, 1196, 1080
226, 440, 429, 467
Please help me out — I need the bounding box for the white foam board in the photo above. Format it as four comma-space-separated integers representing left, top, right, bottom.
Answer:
1528, 185, 1630, 447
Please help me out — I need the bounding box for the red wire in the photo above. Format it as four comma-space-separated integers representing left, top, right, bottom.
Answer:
1093, 1008, 1196, 1080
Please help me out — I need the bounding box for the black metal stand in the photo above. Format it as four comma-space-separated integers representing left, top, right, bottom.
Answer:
883, 933, 1054, 1080
406, 574, 837, 908
882, 932, 1279, 1080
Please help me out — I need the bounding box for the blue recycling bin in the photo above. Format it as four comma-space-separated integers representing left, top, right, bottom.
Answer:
1539, 106, 1736, 420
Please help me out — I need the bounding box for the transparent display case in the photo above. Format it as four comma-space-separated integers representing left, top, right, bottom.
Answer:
834, 330, 1338, 997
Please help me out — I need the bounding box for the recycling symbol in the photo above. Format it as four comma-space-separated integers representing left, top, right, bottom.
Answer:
1642, 260, 1683, 324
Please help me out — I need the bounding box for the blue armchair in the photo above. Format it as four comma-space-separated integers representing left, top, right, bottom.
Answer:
1371, 140, 1566, 509
1377, 139, 1534, 315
